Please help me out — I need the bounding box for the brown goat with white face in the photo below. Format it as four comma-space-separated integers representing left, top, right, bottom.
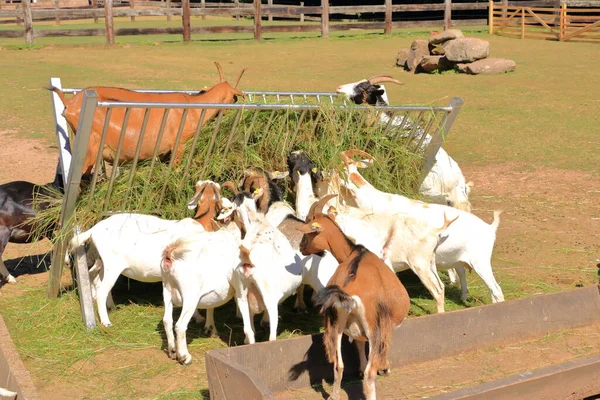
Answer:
297, 194, 410, 400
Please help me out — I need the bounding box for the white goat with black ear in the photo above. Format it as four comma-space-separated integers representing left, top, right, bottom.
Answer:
339, 150, 505, 306
336, 75, 472, 213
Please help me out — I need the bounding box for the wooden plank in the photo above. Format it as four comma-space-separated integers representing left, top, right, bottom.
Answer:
253, 0, 261, 40
129, 0, 135, 22
104, 0, 114, 44
181, 0, 190, 41
54, 0, 59, 25
562, 18, 600, 41
201, 0, 205, 20
23, 0, 32, 44
321, 0, 328, 39
267, 0, 272, 22
261, 24, 321, 33
385, 0, 392, 35
496, 8, 521, 30
445, 0, 452, 30
330, 5, 385, 13
489, 0, 493, 34
166, 0, 170, 21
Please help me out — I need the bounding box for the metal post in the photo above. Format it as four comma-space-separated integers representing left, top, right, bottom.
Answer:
48, 90, 98, 311
419, 97, 464, 186
73, 227, 97, 329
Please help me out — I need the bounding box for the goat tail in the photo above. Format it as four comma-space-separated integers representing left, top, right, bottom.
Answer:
491, 210, 503, 231
370, 302, 395, 372
315, 285, 356, 364
64, 228, 93, 266
47, 86, 70, 107
161, 238, 188, 272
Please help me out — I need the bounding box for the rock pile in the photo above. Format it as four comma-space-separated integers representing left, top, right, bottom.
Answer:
396, 29, 516, 75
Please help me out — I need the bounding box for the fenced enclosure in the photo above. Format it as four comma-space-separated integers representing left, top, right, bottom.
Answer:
490, 0, 600, 42
45, 77, 463, 328
0, 0, 557, 45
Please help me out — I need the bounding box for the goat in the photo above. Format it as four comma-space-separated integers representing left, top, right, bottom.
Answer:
297, 194, 410, 400
336, 75, 472, 212
0, 180, 60, 284
288, 150, 460, 313
226, 189, 338, 344
67, 181, 225, 328
161, 225, 241, 364
340, 150, 505, 305
49, 62, 246, 175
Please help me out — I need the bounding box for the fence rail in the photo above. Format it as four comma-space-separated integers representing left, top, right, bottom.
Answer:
0, 0, 554, 45
489, 0, 600, 42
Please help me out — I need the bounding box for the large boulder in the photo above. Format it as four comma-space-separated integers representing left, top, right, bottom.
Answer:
445, 37, 490, 63
429, 29, 464, 45
406, 40, 429, 72
459, 58, 517, 74
396, 49, 410, 69
418, 56, 453, 73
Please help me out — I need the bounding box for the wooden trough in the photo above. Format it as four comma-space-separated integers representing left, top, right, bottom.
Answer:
0, 316, 40, 400
205, 284, 600, 399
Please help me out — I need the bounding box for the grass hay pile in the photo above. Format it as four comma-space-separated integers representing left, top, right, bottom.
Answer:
33, 101, 439, 241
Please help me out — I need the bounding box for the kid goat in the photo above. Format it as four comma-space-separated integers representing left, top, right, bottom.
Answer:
297, 194, 410, 400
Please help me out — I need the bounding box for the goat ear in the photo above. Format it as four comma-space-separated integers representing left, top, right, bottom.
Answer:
296, 221, 323, 234
270, 170, 289, 180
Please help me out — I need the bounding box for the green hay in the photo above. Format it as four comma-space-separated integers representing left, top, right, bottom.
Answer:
32, 102, 434, 240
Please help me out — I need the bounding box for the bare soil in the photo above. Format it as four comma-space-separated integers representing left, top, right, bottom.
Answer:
1, 132, 599, 399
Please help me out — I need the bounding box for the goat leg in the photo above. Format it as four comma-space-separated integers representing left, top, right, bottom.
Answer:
0, 229, 16, 284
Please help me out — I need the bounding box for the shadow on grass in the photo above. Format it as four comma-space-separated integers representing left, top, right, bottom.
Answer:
4, 251, 51, 278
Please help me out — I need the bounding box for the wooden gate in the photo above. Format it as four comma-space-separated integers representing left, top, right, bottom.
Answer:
489, 1, 600, 43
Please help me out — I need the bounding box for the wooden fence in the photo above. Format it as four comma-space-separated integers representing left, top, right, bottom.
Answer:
0, 0, 548, 45
490, 0, 600, 42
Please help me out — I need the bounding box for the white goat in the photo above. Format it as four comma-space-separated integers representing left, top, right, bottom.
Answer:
336, 76, 472, 212
160, 227, 241, 364
340, 150, 505, 305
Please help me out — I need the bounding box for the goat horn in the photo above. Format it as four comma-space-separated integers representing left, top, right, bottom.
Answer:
234, 68, 247, 89
367, 75, 403, 85
214, 62, 225, 82
222, 181, 239, 194
306, 194, 338, 222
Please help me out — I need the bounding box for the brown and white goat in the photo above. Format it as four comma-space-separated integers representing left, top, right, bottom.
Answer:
50, 62, 246, 175
297, 194, 410, 400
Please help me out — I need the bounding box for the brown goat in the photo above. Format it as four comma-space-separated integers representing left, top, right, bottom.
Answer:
297, 194, 410, 400
187, 180, 224, 232
50, 62, 246, 175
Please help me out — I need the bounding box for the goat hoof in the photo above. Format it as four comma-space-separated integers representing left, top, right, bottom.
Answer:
101, 322, 112, 328
177, 353, 192, 365
378, 368, 391, 376
204, 327, 218, 338
6, 276, 17, 284
167, 349, 176, 359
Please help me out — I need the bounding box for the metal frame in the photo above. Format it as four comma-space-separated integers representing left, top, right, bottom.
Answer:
47, 78, 463, 329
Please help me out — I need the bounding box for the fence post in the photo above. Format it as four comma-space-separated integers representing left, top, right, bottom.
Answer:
384, 0, 392, 35
321, 0, 329, 39
560, 2, 566, 41
23, 0, 33, 45
92, 0, 98, 23
234, 0, 239, 21
104, 0, 115, 44
254, 0, 262, 40
130, 0, 135, 22
182, 0, 191, 42
54, 0, 60, 25
201, 0, 205, 20
521, 7, 524, 39
489, 0, 493, 34
444, 0, 452, 30
300, 1, 304, 22
16, 2, 22, 26
166, 0, 171, 21
268, 0, 272, 22
502, 0, 507, 20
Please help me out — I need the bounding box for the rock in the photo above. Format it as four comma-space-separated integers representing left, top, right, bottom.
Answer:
429, 29, 464, 45
461, 58, 517, 74
419, 56, 454, 73
455, 63, 469, 73
396, 49, 410, 69
406, 40, 429, 72
444, 37, 490, 63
